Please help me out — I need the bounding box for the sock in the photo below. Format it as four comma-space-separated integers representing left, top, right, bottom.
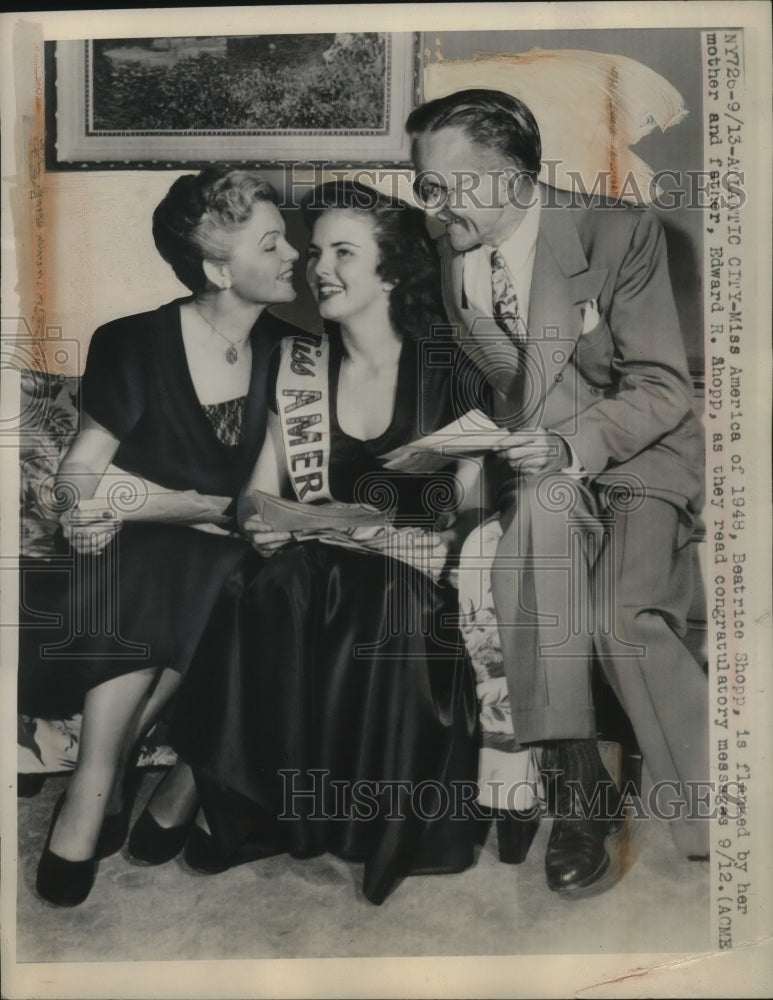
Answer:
542, 739, 620, 820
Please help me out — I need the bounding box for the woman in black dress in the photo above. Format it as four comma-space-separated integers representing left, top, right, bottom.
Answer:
172, 182, 482, 904
29, 167, 300, 905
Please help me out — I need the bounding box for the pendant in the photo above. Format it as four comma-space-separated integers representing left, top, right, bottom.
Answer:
225, 345, 239, 365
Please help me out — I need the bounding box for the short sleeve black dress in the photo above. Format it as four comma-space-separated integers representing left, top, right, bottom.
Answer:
18, 298, 291, 718
171, 330, 482, 905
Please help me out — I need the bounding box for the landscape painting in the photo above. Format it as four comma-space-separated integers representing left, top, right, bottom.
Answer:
53, 32, 419, 165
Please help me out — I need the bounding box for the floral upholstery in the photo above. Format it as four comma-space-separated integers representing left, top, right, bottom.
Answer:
457, 517, 539, 811
19, 370, 79, 560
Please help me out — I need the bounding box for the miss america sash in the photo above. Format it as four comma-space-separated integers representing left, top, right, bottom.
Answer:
276, 333, 333, 502
275, 333, 447, 581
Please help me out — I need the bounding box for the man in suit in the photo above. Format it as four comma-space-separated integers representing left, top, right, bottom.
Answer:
406, 89, 708, 896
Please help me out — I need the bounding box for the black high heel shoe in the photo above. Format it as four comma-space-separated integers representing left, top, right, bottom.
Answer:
36, 794, 97, 907
18, 774, 46, 798
183, 825, 280, 875
127, 808, 193, 865
496, 809, 540, 864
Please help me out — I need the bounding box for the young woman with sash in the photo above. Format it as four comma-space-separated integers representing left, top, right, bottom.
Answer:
171, 181, 483, 904
25, 168, 300, 905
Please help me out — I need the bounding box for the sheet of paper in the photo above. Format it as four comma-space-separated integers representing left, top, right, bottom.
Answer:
76, 467, 230, 523
251, 489, 387, 533
381, 408, 510, 471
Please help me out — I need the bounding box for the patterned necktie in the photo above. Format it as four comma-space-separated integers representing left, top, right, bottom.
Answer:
490, 249, 525, 343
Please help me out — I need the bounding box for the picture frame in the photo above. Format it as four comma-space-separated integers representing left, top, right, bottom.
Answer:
51, 32, 421, 168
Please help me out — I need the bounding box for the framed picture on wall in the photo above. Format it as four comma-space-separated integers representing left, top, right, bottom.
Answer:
50, 32, 421, 168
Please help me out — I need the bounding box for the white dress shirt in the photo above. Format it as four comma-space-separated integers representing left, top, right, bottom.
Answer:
461, 199, 541, 325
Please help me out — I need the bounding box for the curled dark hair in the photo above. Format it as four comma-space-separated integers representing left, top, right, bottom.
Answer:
406, 89, 542, 178
300, 180, 446, 340
152, 167, 279, 293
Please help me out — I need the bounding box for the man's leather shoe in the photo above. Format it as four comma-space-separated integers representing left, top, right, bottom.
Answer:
542, 739, 629, 898
545, 811, 623, 896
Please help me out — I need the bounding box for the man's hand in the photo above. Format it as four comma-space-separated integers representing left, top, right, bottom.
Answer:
242, 514, 292, 557
354, 527, 449, 581
492, 428, 571, 475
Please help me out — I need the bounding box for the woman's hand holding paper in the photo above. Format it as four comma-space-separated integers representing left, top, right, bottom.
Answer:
60, 505, 122, 554
242, 513, 292, 556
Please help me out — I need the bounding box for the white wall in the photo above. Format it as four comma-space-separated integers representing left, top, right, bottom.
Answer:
37, 171, 191, 373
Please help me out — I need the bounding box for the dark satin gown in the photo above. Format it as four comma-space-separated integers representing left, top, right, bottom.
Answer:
18, 299, 288, 718
172, 335, 481, 904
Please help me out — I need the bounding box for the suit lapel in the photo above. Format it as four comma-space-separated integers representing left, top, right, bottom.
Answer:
526, 190, 608, 392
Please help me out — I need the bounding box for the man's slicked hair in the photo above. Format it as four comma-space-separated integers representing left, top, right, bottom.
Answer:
406, 89, 542, 178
